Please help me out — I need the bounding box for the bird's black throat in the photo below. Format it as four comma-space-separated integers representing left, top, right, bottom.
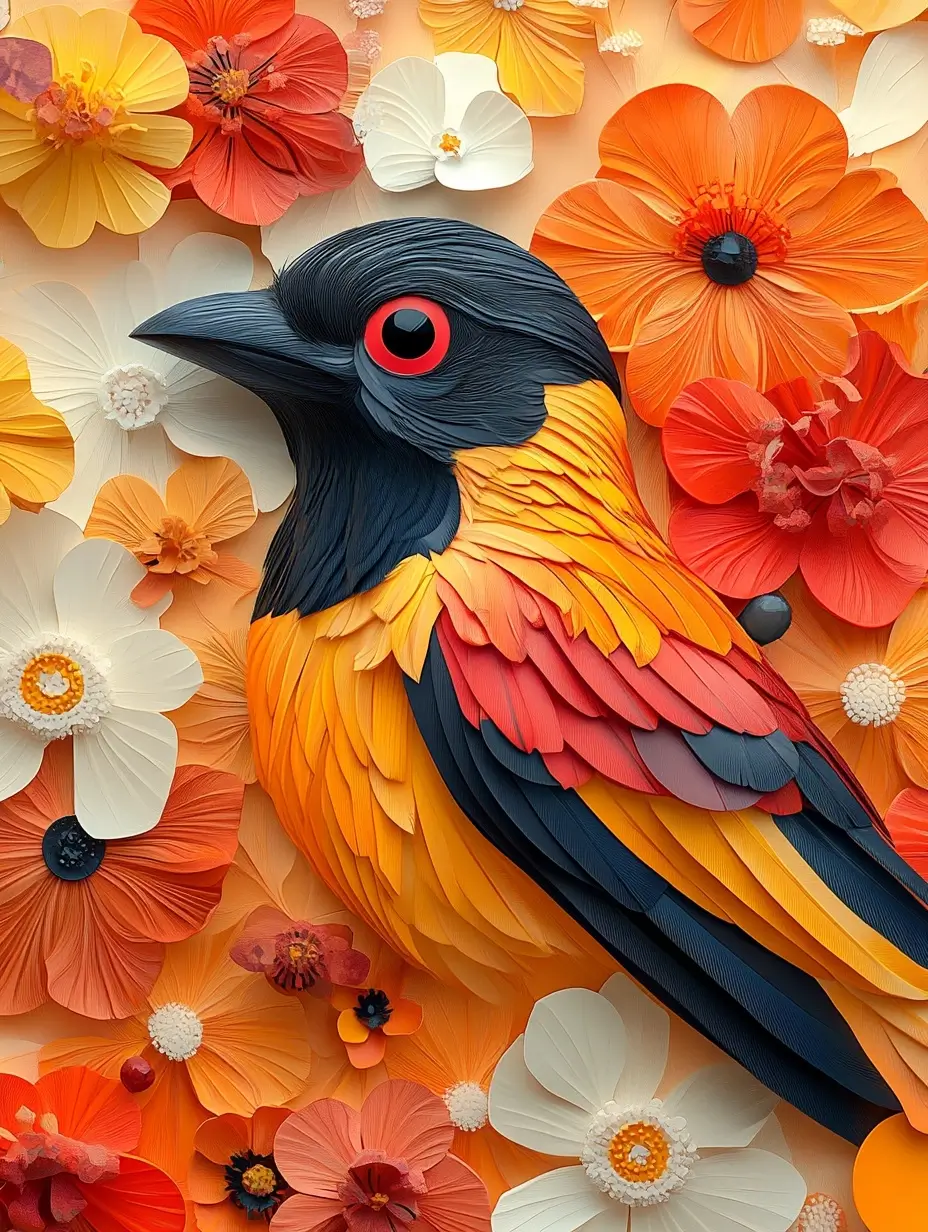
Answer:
255, 398, 460, 619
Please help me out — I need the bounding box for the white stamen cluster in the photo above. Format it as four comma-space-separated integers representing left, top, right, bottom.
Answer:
443, 1081, 489, 1132
798, 1193, 846, 1232
99, 363, 169, 431
348, 0, 387, 16
806, 17, 863, 46
494, 0, 524, 10
599, 28, 643, 55
581, 1100, 697, 1207
147, 1002, 204, 1062
0, 637, 110, 740
840, 662, 906, 727
349, 29, 382, 62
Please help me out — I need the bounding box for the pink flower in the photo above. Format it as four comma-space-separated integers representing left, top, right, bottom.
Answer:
230, 906, 370, 995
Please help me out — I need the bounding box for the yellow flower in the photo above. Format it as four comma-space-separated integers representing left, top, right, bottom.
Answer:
0, 7, 192, 247
0, 337, 72, 519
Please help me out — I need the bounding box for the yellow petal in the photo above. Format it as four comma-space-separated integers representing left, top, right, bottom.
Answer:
8, 5, 81, 80
93, 149, 172, 235
109, 112, 192, 169
0, 353, 74, 505
0, 107, 52, 187
85, 472, 167, 550
166, 457, 257, 543
11, 144, 98, 248
106, 18, 191, 112
832, 0, 927, 32
0, 484, 12, 526
337, 1008, 370, 1044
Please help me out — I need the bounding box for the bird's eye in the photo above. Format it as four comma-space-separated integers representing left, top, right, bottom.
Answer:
363, 296, 450, 376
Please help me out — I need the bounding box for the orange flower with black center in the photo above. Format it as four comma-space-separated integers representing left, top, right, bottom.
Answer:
332, 951, 423, 1069
190, 1107, 291, 1231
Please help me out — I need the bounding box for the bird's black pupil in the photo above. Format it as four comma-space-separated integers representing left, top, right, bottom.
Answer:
42, 815, 105, 881
382, 308, 435, 360
701, 231, 758, 286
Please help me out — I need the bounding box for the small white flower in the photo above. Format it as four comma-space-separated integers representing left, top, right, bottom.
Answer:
0, 234, 295, 528
599, 28, 643, 55
806, 17, 863, 46
0, 508, 203, 839
489, 976, 806, 1232
357, 53, 533, 193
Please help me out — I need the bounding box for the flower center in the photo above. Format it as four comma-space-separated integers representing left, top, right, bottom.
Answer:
147, 1002, 204, 1061
0, 637, 110, 741
30, 66, 125, 146
806, 17, 863, 45
212, 67, 250, 104
186, 35, 287, 133
493, 0, 524, 8
435, 130, 463, 160
42, 815, 106, 882
675, 182, 789, 276
99, 364, 168, 430
798, 1193, 847, 1232
272, 927, 325, 991
241, 1164, 278, 1196
581, 1101, 697, 1207
840, 663, 906, 727
443, 1081, 489, 1132
339, 1156, 424, 1224
354, 988, 393, 1029
370, 1193, 391, 1211
701, 231, 758, 286
226, 1149, 288, 1216
599, 29, 643, 54
136, 516, 217, 578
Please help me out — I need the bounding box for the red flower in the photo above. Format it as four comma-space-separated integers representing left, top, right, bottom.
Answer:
230, 905, 370, 994
0, 1067, 184, 1232
131, 0, 362, 225
664, 331, 928, 627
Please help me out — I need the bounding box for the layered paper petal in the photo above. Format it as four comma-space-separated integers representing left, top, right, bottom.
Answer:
840, 25, 928, 157
663, 1063, 778, 1148
491, 1166, 611, 1232
678, 0, 802, 63
488, 1038, 593, 1155
669, 493, 802, 598
522, 988, 626, 1115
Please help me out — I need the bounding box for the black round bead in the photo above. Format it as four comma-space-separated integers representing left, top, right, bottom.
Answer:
381, 309, 435, 359
738, 593, 792, 645
42, 815, 105, 881
701, 231, 758, 286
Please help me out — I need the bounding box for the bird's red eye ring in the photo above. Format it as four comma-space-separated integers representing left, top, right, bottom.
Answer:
363, 296, 451, 376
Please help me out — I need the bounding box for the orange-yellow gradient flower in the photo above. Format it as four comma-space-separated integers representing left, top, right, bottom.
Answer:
191, 1107, 291, 1232
764, 581, 928, 814
86, 456, 259, 608
0, 7, 192, 248
0, 337, 72, 522
532, 84, 928, 425
417, 0, 596, 117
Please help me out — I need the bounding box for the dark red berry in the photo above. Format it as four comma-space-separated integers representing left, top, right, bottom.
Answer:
120, 1056, 155, 1093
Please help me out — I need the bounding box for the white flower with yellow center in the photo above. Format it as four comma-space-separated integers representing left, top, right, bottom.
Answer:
357, 54, 533, 193
489, 976, 806, 1232
0, 234, 294, 528
0, 508, 203, 839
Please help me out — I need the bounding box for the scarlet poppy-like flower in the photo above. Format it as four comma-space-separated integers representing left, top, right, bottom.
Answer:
131, 0, 363, 225
231, 905, 371, 995
332, 948, 422, 1070
663, 331, 928, 627
191, 1107, 292, 1232
86, 456, 260, 607
0, 744, 242, 1020
0, 1066, 185, 1232
532, 84, 928, 425
271, 1079, 491, 1232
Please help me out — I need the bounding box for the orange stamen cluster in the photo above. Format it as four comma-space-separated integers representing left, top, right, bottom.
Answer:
137, 516, 218, 579
31, 65, 126, 146
674, 179, 790, 264
607, 1120, 671, 1183
19, 653, 84, 716
212, 67, 250, 105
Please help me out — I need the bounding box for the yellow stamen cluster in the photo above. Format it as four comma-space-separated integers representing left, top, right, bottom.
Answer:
241, 1164, 278, 1197
212, 67, 250, 105
369, 1193, 391, 1211
607, 1120, 671, 1184
30, 61, 130, 146
438, 132, 462, 155
19, 653, 84, 716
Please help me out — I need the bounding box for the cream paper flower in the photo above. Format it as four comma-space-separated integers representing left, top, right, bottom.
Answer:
0, 233, 295, 527
356, 53, 534, 193
0, 509, 202, 839
489, 976, 806, 1232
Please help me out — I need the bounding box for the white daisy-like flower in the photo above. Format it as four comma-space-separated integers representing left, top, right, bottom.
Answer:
357, 53, 533, 193
0, 233, 295, 528
0, 508, 203, 839
489, 975, 807, 1232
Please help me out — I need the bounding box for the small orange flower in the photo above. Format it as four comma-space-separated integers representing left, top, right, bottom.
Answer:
85, 455, 259, 607
190, 1107, 291, 1231
333, 949, 422, 1070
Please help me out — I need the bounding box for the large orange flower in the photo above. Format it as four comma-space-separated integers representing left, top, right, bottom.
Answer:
191, 1107, 291, 1232
532, 84, 928, 425
0, 744, 242, 1020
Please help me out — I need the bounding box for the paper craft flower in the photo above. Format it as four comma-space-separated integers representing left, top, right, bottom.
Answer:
664, 331, 928, 627
532, 84, 928, 424
490, 975, 805, 1232
0, 338, 72, 523
0, 8, 192, 248
232, 906, 370, 995
763, 581, 928, 813
191, 1107, 291, 1232
832, 0, 925, 31
40, 929, 312, 1191
356, 54, 532, 193
1, 234, 294, 528
131, 0, 362, 225
332, 949, 423, 1069
417, 0, 596, 117
0, 744, 242, 1019
86, 456, 259, 607
677, 0, 803, 62
0, 508, 202, 839
174, 625, 256, 782
271, 1079, 491, 1232
885, 789, 928, 879
0, 1066, 185, 1232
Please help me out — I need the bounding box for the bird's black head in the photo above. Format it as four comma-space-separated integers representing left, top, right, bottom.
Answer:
133, 217, 619, 617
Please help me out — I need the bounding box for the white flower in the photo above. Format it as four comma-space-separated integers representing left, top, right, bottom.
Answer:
0, 234, 295, 528
0, 508, 203, 839
489, 976, 807, 1232
357, 53, 533, 193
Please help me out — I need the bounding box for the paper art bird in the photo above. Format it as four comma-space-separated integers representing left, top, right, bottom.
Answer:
135, 218, 928, 1147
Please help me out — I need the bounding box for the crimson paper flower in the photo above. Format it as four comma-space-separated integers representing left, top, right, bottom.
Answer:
131, 0, 363, 225
664, 331, 928, 628
230, 905, 371, 995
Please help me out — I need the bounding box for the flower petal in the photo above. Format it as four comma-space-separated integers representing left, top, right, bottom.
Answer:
345, 1032, 387, 1069
436, 52, 501, 127
188, 1151, 228, 1207
273, 1100, 361, 1196
107, 629, 203, 713
193, 1113, 251, 1167
488, 1038, 593, 1155
131, 0, 293, 59
270, 1193, 346, 1232
491, 1167, 612, 1232
360, 54, 444, 153
666, 1149, 806, 1232
382, 998, 423, 1037
418, 1155, 490, 1232
74, 709, 178, 840
108, 114, 193, 170
35, 1067, 140, 1152
669, 494, 802, 599
832, 0, 926, 33
523, 989, 625, 1115
663, 1064, 778, 1148
0, 107, 52, 186
359, 1080, 452, 1170
161, 233, 255, 308
85, 474, 167, 554
0, 283, 110, 410
94, 151, 176, 236
598, 974, 668, 1107
7, 145, 98, 249
94, 9, 190, 112
363, 128, 437, 192
678, 0, 803, 63
165, 456, 256, 542
80, 1155, 186, 1232
493, 5, 588, 118
44, 911, 164, 1019
54, 537, 166, 646
854, 1113, 928, 1232
436, 93, 532, 192
0, 507, 81, 650
840, 25, 928, 157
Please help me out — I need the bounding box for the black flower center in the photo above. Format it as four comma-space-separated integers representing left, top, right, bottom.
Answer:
225, 1149, 288, 1218
354, 988, 392, 1030
701, 231, 758, 286
42, 815, 105, 881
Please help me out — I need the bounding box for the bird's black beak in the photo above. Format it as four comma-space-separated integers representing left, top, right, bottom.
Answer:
131, 288, 355, 396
